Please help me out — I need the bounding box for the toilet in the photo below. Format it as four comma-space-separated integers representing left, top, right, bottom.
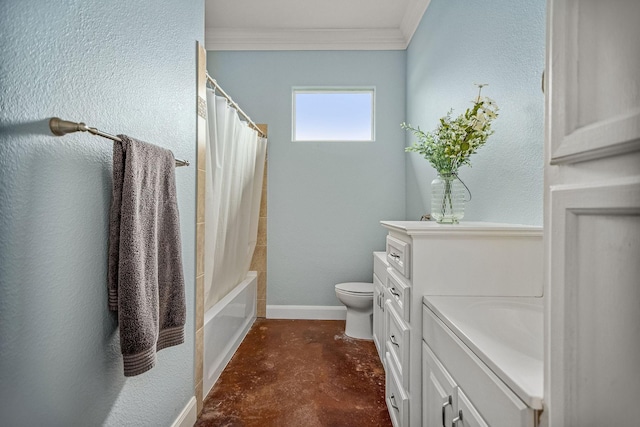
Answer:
335, 282, 374, 340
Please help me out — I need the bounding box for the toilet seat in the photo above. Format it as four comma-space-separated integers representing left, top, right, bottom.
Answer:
335, 282, 374, 295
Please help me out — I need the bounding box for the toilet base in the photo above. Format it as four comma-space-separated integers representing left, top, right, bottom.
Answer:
344, 310, 373, 340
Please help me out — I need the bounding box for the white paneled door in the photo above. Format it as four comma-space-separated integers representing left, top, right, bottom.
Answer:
545, 0, 640, 426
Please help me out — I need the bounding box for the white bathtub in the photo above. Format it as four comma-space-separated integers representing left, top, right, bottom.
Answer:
203, 272, 257, 399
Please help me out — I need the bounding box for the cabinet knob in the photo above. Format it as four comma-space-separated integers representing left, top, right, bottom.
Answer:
389, 393, 400, 411
390, 287, 400, 297
452, 409, 463, 426
389, 253, 400, 260
442, 395, 452, 427
390, 335, 400, 347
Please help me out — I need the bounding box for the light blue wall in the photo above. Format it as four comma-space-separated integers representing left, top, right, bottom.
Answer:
406, 0, 545, 225
0, 1, 202, 426
208, 51, 406, 306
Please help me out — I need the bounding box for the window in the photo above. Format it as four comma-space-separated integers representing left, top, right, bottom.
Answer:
292, 88, 375, 141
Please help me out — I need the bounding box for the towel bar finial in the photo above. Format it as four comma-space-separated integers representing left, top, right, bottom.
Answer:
49, 117, 88, 136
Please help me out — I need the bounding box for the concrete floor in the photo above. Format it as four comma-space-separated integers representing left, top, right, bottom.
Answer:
196, 319, 392, 427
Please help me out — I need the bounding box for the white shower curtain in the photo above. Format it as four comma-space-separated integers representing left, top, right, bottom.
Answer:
204, 90, 267, 312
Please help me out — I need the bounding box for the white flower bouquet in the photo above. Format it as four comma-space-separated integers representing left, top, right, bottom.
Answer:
402, 84, 498, 176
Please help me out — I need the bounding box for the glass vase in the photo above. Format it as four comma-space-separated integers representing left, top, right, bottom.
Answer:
431, 173, 465, 223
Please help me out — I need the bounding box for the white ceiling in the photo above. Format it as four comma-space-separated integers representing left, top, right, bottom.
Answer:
205, 0, 431, 50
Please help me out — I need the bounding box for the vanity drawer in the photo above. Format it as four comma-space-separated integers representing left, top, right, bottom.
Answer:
385, 301, 410, 390
386, 353, 409, 427
386, 268, 411, 322
374, 251, 389, 283
386, 235, 411, 279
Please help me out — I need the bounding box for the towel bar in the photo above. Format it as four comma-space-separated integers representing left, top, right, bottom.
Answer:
49, 117, 190, 167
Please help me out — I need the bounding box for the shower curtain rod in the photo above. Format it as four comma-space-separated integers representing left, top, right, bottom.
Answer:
206, 73, 266, 138
48, 118, 190, 167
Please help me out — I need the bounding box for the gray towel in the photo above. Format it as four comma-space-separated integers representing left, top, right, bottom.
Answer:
107, 135, 186, 377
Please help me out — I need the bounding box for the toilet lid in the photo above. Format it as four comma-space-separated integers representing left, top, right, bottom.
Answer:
335, 282, 374, 294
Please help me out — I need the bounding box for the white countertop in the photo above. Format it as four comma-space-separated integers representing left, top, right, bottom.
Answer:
380, 221, 542, 236
423, 295, 544, 410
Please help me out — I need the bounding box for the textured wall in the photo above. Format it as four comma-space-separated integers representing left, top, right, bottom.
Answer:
0, 1, 203, 426
208, 51, 406, 306
405, 0, 545, 225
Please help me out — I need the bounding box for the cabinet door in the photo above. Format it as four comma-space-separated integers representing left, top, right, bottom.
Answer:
386, 353, 409, 427
373, 274, 385, 361
422, 342, 456, 427
454, 388, 489, 427
546, 0, 640, 425
386, 300, 410, 389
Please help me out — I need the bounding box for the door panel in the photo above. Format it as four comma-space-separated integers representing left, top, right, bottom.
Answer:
549, 182, 640, 426
422, 343, 456, 427
549, 0, 640, 165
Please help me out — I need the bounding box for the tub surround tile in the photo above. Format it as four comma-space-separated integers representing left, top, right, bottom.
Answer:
195, 326, 204, 391
196, 380, 203, 415
197, 124, 206, 172
255, 151, 268, 321
197, 170, 206, 223
195, 43, 207, 419
196, 223, 205, 276
196, 319, 390, 427
256, 299, 266, 318
257, 217, 267, 245
250, 245, 266, 272
197, 145, 206, 171
259, 172, 267, 217
257, 272, 267, 300
259, 193, 267, 218
196, 275, 204, 331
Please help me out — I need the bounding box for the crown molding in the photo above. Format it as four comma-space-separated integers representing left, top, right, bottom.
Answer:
400, 0, 432, 42
205, 0, 431, 51
206, 28, 408, 51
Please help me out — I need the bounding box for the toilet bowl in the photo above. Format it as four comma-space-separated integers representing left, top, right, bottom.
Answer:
335, 282, 374, 340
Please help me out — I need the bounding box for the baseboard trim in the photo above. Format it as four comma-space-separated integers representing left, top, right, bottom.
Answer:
171, 396, 197, 427
266, 305, 347, 320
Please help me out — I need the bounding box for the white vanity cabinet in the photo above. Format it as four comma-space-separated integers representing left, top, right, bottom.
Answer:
379, 221, 543, 427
